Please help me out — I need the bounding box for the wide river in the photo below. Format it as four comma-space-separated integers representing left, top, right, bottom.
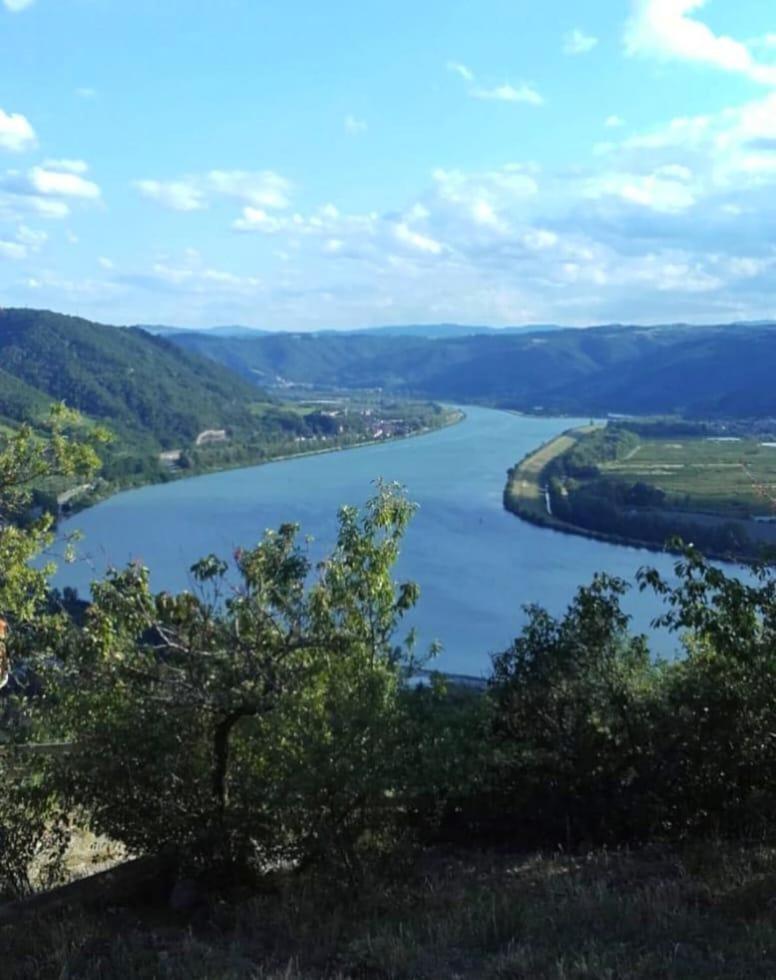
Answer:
55, 406, 710, 675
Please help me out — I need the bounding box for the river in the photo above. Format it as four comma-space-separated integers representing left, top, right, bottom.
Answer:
54, 406, 712, 675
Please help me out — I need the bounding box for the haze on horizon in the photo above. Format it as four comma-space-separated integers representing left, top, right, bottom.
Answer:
1, 0, 776, 332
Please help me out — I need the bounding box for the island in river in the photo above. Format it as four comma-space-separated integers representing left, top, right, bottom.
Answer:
504, 419, 776, 563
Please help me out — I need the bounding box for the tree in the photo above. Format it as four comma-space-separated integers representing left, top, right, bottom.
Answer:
489, 574, 659, 843
54, 482, 428, 877
0, 405, 105, 898
638, 548, 776, 836
0, 404, 105, 632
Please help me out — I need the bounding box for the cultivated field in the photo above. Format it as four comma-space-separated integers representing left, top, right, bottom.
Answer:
600, 437, 776, 518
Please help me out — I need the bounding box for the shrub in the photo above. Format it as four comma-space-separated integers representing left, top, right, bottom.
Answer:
487, 574, 661, 844
0, 757, 70, 899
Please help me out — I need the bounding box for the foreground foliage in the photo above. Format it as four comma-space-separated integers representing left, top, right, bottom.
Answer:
8, 415, 776, 976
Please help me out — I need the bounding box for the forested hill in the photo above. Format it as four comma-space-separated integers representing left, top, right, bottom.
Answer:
0, 308, 262, 450
167, 321, 776, 418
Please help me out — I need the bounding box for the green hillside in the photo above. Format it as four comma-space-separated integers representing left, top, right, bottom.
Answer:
0, 308, 263, 451
0, 309, 457, 509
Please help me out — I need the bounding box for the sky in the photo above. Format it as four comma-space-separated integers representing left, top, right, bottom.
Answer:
1, 0, 776, 330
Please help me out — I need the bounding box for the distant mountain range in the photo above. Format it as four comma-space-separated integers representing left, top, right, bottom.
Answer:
4, 310, 776, 450
137, 324, 271, 339
138, 322, 568, 340
163, 320, 776, 419
346, 323, 567, 339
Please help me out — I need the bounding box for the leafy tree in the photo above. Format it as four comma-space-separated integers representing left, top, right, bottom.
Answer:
638, 549, 776, 836
0, 403, 106, 674
0, 405, 104, 897
53, 482, 433, 878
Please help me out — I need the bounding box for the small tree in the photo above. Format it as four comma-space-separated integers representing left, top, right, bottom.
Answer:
56, 482, 427, 877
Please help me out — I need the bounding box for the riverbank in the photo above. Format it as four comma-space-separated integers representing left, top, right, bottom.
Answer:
63, 407, 465, 521
503, 425, 761, 566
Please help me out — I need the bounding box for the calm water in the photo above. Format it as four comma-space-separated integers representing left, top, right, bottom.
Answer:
55, 406, 701, 674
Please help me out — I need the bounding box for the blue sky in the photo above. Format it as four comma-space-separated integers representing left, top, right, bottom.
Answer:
1, 0, 776, 329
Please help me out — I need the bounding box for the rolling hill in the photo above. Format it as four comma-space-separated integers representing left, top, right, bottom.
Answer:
166, 321, 776, 419
0, 309, 458, 505
0, 308, 264, 451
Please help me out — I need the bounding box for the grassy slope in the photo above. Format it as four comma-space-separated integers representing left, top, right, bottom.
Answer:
6, 844, 776, 978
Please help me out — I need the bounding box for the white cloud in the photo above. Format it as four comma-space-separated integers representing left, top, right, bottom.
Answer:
42, 159, 89, 174
0, 240, 26, 259
0, 160, 101, 225
0, 222, 46, 261
393, 222, 443, 255
98, 256, 115, 270
433, 165, 539, 208
344, 114, 367, 135
119, 251, 263, 298
625, 0, 776, 85
29, 165, 100, 199
27, 198, 70, 218
16, 224, 46, 248
3, 0, 35, 11
447, 61, 475, 82
616, 91, 776, 198
233, 207, 288, 233
523, 228, 559, 250
585, 164, 698, 213
470, 199, 506, 231
134, 178, 206, 212
0, 109, 36, 152
605, 115, 626, 128
206, 169, 291, 208
563, 29, 599, 55
447, 63, 544, 107
234, 201, 379, 243
75, 87, 97, 99
471, 83, 544, 106
134, 169, 292, 213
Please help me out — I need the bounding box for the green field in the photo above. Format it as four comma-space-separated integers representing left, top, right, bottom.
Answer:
599, 436, 776, 518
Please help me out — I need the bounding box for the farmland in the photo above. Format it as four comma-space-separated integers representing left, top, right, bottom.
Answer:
598, 436, 776, 519
504, 421, 776, 562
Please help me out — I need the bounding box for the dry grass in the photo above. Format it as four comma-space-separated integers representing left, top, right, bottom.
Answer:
6, 843, 776, 979
506, 426, 596, 520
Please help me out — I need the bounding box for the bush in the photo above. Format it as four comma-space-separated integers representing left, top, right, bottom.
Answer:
487, 574, 660, 844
